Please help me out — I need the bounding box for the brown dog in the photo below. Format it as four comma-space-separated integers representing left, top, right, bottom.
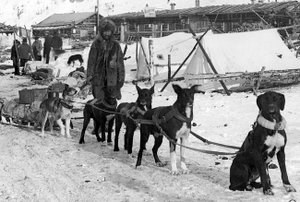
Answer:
229, 91, 296, 195
39, 84, 77, 138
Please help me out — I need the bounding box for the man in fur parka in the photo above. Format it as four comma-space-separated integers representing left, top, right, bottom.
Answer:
87, 18, 125, 102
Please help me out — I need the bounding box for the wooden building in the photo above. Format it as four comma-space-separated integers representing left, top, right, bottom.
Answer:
31, 12, 102, 40
108, 1, 300, 42
0, 23, 16, 35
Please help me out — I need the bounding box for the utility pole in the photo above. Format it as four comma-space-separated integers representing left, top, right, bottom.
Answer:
96, 0, 100, 34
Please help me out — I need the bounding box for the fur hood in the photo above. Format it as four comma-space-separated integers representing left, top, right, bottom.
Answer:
99, 18, 116, 34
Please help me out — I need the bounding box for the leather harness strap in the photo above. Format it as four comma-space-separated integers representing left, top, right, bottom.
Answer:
152, 106, 192, 125
60, 99, 73, 109
85, 103, 239, 155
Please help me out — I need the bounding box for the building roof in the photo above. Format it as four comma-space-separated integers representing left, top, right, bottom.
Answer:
108, 1, 300, 20
32, 12, 97, 28
0, 23, 16, 34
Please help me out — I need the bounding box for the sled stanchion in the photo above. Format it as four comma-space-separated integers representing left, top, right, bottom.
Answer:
160, 28, 210, 92
188, 24, 231, 96
253, 66, 265, 96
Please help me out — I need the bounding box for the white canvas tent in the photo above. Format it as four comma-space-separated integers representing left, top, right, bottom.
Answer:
136, 32, 202, 79
185, 29, 300, 89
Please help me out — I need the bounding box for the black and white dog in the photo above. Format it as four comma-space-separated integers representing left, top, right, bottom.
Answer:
67, 54, 83, 66
114, 84, 154, 155
135, 84, 204, 174
229, 91, 296, 195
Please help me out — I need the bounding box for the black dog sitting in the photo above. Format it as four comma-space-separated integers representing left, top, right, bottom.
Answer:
135, 84, 204, 175
79, 96, 116, 145
67, 54, 83, 67
114, 84, 154, 155
229, 91, 296, 195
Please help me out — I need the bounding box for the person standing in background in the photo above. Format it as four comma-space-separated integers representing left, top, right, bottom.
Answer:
11, 39, 20, 75
18, 38, 32, 75
32, 36, 43, 61
43, 31, 52, 64
51, 31, 63, 61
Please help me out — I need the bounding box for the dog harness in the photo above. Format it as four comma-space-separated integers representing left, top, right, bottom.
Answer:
59, 99, 73, 109
256, 115, 286, 131
152, 106, 193, 125
90, 98, 117, 109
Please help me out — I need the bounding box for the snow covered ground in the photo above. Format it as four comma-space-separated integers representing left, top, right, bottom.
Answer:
0, 38, 300, 201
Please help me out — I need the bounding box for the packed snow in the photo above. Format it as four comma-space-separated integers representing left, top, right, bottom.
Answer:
0, 33, 300, 201
0, 0, 300, 200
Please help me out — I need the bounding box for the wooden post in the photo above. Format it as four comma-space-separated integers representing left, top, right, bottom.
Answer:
24, 26, 35, 61
160, 28, 210, 92
188, 24, 231, 96
96, 0, 100, 34
148, 39, 155, 86
253, 66, 265, 96
251, 9, 271, 27
167, 54, 171, 80
139, 39, 151, 77
135, 34, 139, 77
13, 32, 20, 70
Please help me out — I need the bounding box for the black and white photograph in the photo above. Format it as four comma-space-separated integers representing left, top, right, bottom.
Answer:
0, 0, 299, 201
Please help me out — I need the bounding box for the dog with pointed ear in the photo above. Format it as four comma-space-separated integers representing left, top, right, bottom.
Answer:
135, 84, 205, 175
114, 84, 155, 155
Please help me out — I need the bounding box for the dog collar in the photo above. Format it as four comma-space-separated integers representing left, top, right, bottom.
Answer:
257, 115, 286, 131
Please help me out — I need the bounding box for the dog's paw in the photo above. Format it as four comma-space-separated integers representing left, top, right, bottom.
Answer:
114, 147, 120, 152
283, 184, 297, 192
246, 184, 254, 191
170, 169, 180, 175
156, 161, 167, 167
107, 142, 113, 146
128, 153, 135, 159
263, 188, 274, 195
39, 133, 46, 138
181, 169, 190, 175
135, 165, 143, 170
79, 139, 85, 144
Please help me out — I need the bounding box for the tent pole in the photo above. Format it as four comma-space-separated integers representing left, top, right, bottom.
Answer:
13, 31, 20, 71
160, 43, 197, 92
135, 33, 139, 78
24, 26, 35, 61
188, 24, 231, 96
251, 9, 271, 27
160, 28, 210, 92
148, 39, 155, 86
168, 54, 171, 80
139, 39, 151, 78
